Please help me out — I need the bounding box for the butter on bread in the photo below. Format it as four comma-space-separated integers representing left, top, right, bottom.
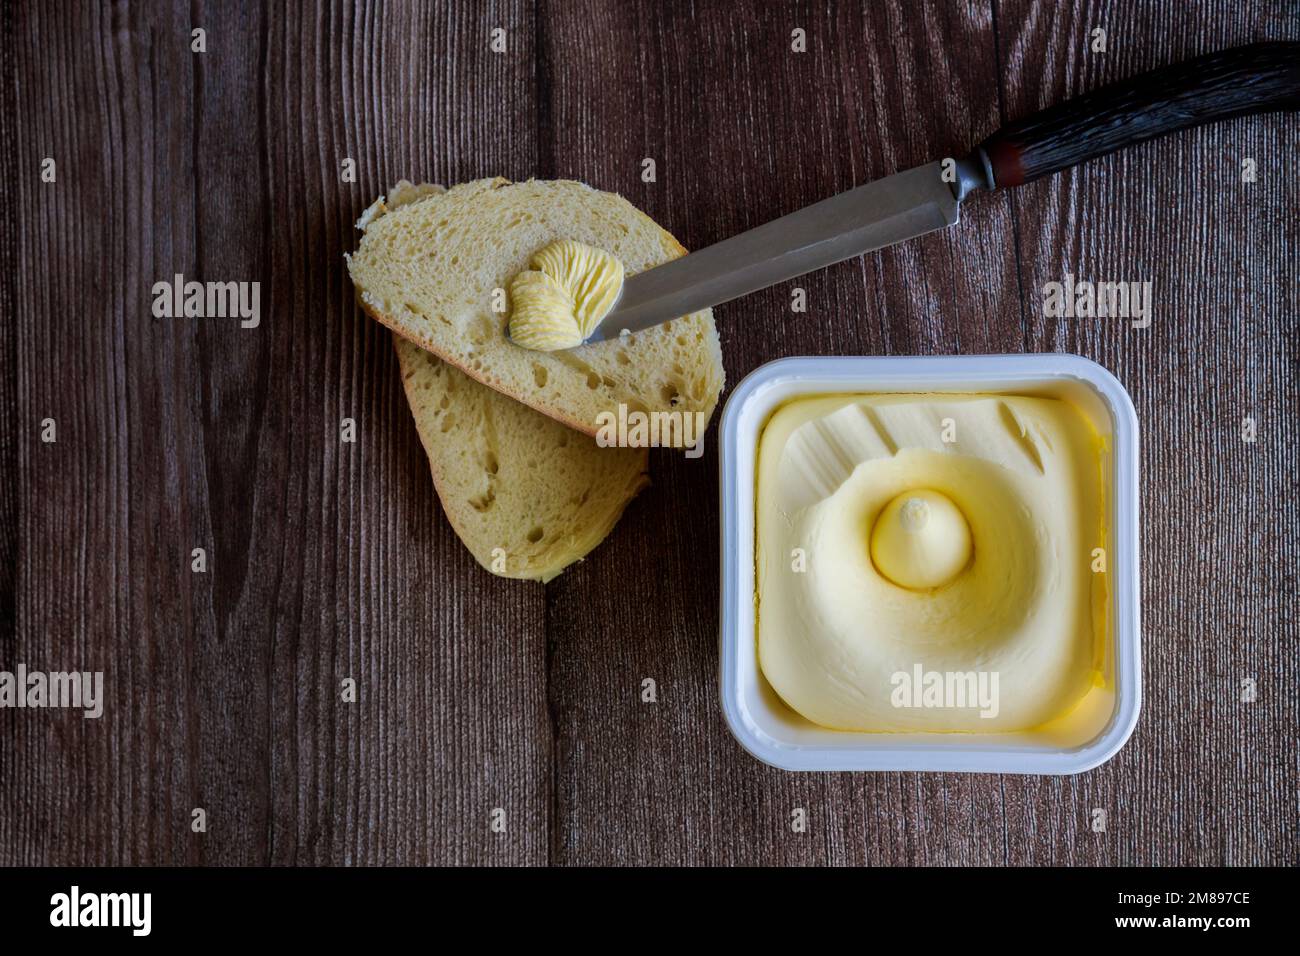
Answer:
365, 181, 649, 582
508, 239, 625, 351
346, 177, 725, 443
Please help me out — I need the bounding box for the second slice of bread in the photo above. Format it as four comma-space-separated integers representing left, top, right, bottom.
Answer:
396, 336, 649, 582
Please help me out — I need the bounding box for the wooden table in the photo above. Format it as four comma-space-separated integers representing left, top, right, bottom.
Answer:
2, 1, 1295, 866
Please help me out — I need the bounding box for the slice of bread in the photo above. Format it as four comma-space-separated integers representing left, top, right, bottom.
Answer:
347, 178, 725, 443
369, 182, 648, 582
395, 336, 648, 582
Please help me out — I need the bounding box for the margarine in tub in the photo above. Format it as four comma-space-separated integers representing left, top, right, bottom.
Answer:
756, 393, 1107, 733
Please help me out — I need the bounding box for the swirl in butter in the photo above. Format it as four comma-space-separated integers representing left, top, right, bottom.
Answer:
756, 394, 1107, 733
508, 240, 625, 351
870, 489, 972, 590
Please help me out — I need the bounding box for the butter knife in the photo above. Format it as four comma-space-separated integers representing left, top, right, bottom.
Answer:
583, 42, 1298, 344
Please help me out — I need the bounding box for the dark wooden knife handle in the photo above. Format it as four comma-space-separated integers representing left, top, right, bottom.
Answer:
978, 42, 1300, 187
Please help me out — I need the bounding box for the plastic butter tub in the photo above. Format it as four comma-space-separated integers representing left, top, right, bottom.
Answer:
718, 355, 1141, 773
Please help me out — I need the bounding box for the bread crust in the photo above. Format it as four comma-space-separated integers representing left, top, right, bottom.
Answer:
366, 296, 605, 439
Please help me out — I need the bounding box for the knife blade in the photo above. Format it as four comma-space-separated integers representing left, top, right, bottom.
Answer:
584, 161, 965, 343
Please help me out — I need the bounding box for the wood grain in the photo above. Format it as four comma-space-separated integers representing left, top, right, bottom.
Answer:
993, 0, 1299, 867
2, 0, 550, 867
0, 0, 1294, 866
